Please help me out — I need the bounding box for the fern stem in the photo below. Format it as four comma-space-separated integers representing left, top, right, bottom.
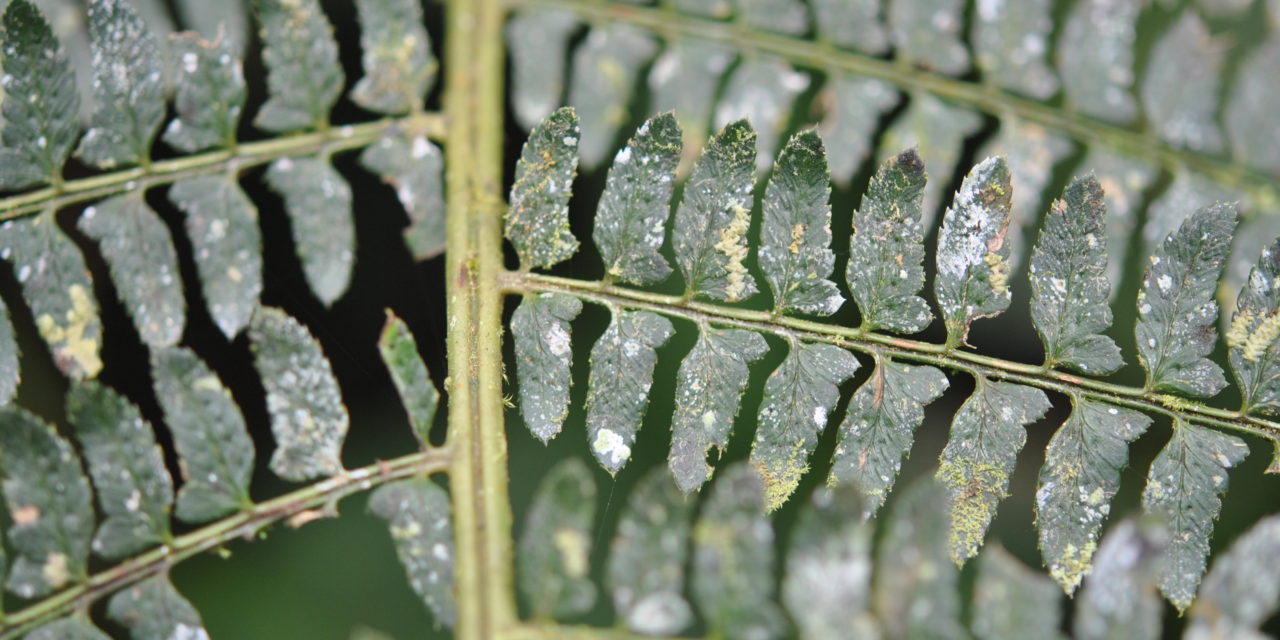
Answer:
509, 272, 1280, 466
0, 112, 447, 222
0, 448, 453, 639
511, 0, 1279, 207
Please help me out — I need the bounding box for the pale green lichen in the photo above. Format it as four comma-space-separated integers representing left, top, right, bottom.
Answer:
938, 459, 1010, 565
714, 203, 752, 301
35, 284, 103, 378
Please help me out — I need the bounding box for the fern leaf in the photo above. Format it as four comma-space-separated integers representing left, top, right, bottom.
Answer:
972, 0, 1056, 99
647, 39, 734, 168
828, 357, 948, 518
163, 33, 245, 153
1226, 35, 1280, 174
816, 74, 896, 187
979, 118, 1074, 270
736, 0, 807, 35
933, 156, 1014, 347
1074, 519, 1168, 640
0, 0, 79, 189
253, 0, 342, 132
75, 0, 164, 169
972, 546, 1065, 640
568, 22, 656, 169
887, 0, 968, 75
713, 55, 806, 174
150, 346, 254, 523
1143, 170, 1240, 260
668, 326, 767, 493
878, 92, 983, 227
606, 467, 694, 636
0, 295, 16, 405
506, 106, 580, 270
249, 307, 350, 482
352, 0, 436, 114
672, 119, 757, 301
174, 0, 248, 52
106, 573, 210, 640
359, 134, 447, 260
79, 194, 186, 347
758, 130, 842, 316
1140, 12, 1225, 153
593, 111, 681, 286
585, 308, 673, 474
1186, 515, 1280, 639
167, 176, 263, 338
511, 293, 582, 442
1142, 422, 1248, 611
692, 463, 787, 640
25, 619, 111, 640
1058, 0, 1141, 123
263, 156, 355, 305
505, 8, 579, 131
874, 479, 964, 640
0, 407, 93, 598
811, 0, 887, 53
66, 381, 173, 559
749, 341, 858, 511
1136, 203, 1236, 395
1077, 147, 1157, 296
370, 478, 457, 628
781, 484, 878, 640
1030, 176, 1123, 373
1228, 237, 1280, 415
518, 458, 597, 619
377, 311, 440, 450
845, 148, 931, 333
937, 379, 1051, 564
1036, 399, 1151, 594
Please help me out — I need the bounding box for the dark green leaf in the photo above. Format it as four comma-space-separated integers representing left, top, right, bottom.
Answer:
782, 484, 879, 639
972, 545, 1065, 640
845, 148, 931, 333
151, 346, 253, 522
692, 463, 788, 640
749, 341, 859, 511
672, 119, 758, 302
593, 112, 681, 286
107, 573, 209, 640
162, 32, 245, 153
812, 0, 888, 53
647, 39, 734, 166
264, 156, 354, 305
25, 619, 111, 640
352, 0, 435, 114
0, 210, 102, 379
1074, 519, 1168, 640
510, 293, 582, 442
1142, 422, 1248, 611
607, 467, 694, 636
668, 326, 767, 493
874, 479, 965, 640
0, 0, 79, 189
1030, 176, 1123, 373
817, 74, 897, 186
518, 458, 597, 619
568, 23, 656, 169
887, 0, 969, 75
1037, 399, 1150, 594
370, 478, 456, 628
937, 379, 1050, 564
168, 176, 261, 338
713, 55, 807, 173
586, 308, 673, 474
0, 406, 93, 598
0, 296, 17, 405
1058, 0, 1141, 124
758, 131, 842, 315
1140, 13, 1224, 153
359, 134, 446, 260
1228, 237, 1280, 415
66, 381, 173, 559
979, 118, 1074, 270
973, 0, 1057, 99
79, 194, 185, 347
1079, 148, 1157, 294
829, 358, 948, 518
933, 156, 1014, 347
378, 311, 439, 450
878, 93, 984, 226
505, 8, 578, 131
1135, 203, 1235, 396
506, 107, 580, 270
253, 0, 342, 132
1186, 515, 1280, 639
75, 0, 164, 169
249, 307, 349, 481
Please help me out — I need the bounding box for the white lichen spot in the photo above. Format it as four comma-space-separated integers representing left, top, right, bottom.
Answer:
41, 551, 69, 589
544, 323, 571, 356
614, 146, 632, 165
172, 623, 211, 640
125, 489, 141, 512
1156, 274, 1173, 292
593, 428, 632, 467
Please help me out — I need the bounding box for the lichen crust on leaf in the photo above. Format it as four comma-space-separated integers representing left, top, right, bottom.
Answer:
585, 308, 674, 474
672, 119, 759, 302
668, 325, 768, 493
933, 156, 1014, 347
163, 32, 245, 153
107, 573, 211, 640
1135, 203, 1236, 396
846, 148, 931, 333
757, 130, 842, 316
829, 358, 949, 519
359, 134, 447, 260
1227, 236, 1280, 415
1142, 422, 1248, 611
511, 293, 583, 442
607, 467, 695, 636
749, 341, 859, 511
518, 458, 598, 619
370, 478, 457, 628
1029, 176, 1123, 374
378, 311, 440, 449
253, 0, 343, 132
249, 307, 350, 482
506, 107, 581, 270
264, 156, 355, 306
593, 112, 682, 286
1036, 399, 1151, 594
352, 0, 436, 114
150, 346, 254, 522
937, 378, 1050, 564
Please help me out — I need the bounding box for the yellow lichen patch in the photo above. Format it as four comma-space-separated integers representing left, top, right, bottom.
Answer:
1242, 309, 1280, 362
552, 527, 590, 578
1048, 540, 1097, 594
35, 284, 102, 378
1225, 309, 1255, 350
938, 459, 1010, 565
41, 551, 70, 590
753, 446, 809, 512
788, 223, 806, 254
10, 504, 39, 526
714, 203, 752, 301
984, 251, 1009, 296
